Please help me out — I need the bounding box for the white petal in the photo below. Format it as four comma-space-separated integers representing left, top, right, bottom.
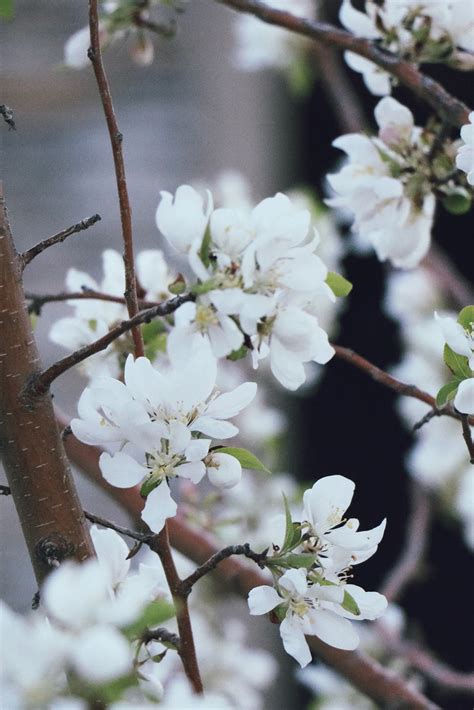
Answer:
303, 475, 355, 529
309, 609, 359, 650
99, 451, 146, 488
343, 585, 388, 620
205, 382, 257, 419
70, 626, 133, 683
91, 526, 130, 587
248, 585, 282, 615
141, 482, 177, 533
191, 416, 238, 439
454, 378, 474, 415
178, 460, 206, 484
185, 438, 211, 462
326, 518, 386, 551
279, 617, 312, 668
279, 568, 308, 597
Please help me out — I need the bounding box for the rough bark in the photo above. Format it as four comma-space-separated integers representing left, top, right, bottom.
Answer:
0, 184, 94, 584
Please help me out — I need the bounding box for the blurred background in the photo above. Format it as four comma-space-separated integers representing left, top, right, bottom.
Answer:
1, 1, 473, 708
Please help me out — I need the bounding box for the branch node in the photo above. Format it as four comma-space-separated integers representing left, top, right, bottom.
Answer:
35, 534, 76, 568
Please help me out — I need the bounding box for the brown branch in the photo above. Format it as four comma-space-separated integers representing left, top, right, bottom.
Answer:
180, 544, 268, 593
0, 186, 95, 584
84, 510, 151, 543
21, 215, 101, 268
141, 627, 180, 651
460, 414, 474, 464
23, 293, 194, 399
148, 527, 203, 694
333, 344, 474, 426
216, 0, 471, 127
58, 411, 440, 708
381, 482, 433, 603
26, 290, 158, 315
88, 0, 143, 357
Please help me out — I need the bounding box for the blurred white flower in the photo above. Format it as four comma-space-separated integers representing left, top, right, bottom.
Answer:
456, 112, 474, 185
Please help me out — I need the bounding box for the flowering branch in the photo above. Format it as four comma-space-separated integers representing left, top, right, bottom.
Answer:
381, 482, 433, 603
58, 415, 439, 708
21, 214, 101, 268
216, 0, 471, 127
23, 293, 194, 399
88, 0, 143, 357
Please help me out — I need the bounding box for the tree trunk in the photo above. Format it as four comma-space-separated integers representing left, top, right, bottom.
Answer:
0, 183, 94, 585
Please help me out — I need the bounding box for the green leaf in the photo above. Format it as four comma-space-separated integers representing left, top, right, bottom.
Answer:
96, 674, 139, 703
325, 271, 353, 298
287, 59, 314, 98
342, 590, 360, 616
0, 0, 14, 19
444, 344, 471, 379
436, 380, 460, 407
124, 599, 176, 638
199, 225, 212, 268
140, 477, 158, 498
277, 553, 316, 569
215, 447, 271, 474
457, 306, 474, 330
226, 344, 248, 361
144, 332, 167, 362
442, 188, 472, 215
280, 494, 301, 553
190, 279, 217, 296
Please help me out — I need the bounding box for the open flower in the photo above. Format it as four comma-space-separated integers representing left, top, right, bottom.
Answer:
435, 311, 474, 370
456, 111, 474, 185
156, 185, 212, 255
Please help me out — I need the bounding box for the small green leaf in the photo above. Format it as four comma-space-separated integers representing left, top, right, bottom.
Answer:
144, 332, 167, 362
140, 477, 158, 498
88, 318, 98, 332
280, 494, 301, 553
457, 306, 474, 330
279, 553, 316, 569
436, 380, 460, 407
124, 599, 176, 638
216, 447, 271, 474
342, 590, 360, 616
442, 188, 472, 215
325, 271, 353, 298
226, 344, 248, 361
444, 344, 471, 379
95, 674, 139, 703
199, 225, 212, 267
0, 0, 14, 19
168, 273, 186, 295
191, 279, 217, 296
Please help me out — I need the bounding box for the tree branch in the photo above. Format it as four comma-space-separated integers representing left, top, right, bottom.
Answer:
381, 482, 433, 603
216, 0, 471, 127
460, 414, 474, 464
23, 293, 194, 399
26, 290, 158, 315
333, 344, 474, 426
88, 0, 143, 357
21, 215, 101, 268
141, 627, 180, 651
180, 544, 268, 593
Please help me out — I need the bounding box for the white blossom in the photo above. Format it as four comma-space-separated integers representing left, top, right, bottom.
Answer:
328, 97, 435, 268
435, 311, 474, 369
456, 112, 474, 185
454, 377, 474, 414
156, 185, 212, 255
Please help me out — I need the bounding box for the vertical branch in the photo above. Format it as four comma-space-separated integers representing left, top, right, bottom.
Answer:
0, 186, 94, 584
87, 0, 144, 357
149, 528, 204, 694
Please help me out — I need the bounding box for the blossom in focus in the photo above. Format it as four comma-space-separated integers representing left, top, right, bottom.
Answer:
328, 97, 436, 268
71, 347, 256, 532
156, 185, 212, 255
456, 112, 474, 185
454, 378, 474, 414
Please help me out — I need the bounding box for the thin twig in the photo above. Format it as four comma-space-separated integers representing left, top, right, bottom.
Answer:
141, 627, 181, 650
84, 510, 151, 543
23, 293, 194, 399
26, 290, 158, 315
88, 0, 143, 357
21, 215, 101, 268
180, 544, 268, 594
381, 482, 433, 603
460, 414, 474, 464
413, 407, 444, 431
216, 0, 471, 127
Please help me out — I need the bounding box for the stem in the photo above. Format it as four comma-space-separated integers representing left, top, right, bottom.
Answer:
88, 0, 143, 357
21, 214, 101, 268
460, 414, 474, 464
181, 544, 268, 593
216, 0, 471, 127
0, 186, 94, 584
26, 290, 158, 315
23, 293, 194, 399
149, 527, 203, 694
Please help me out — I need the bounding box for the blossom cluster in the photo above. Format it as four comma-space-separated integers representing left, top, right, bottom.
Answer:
340, 0, 474, 96
248, 475, 387, 667
71, 345, 257, 533
156, 186, 342, 390
328, 96, 471, 269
